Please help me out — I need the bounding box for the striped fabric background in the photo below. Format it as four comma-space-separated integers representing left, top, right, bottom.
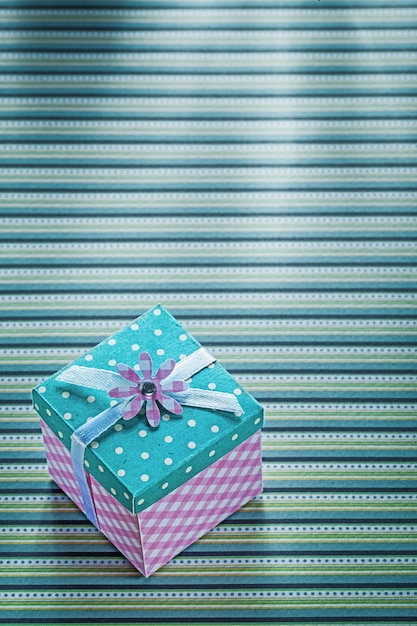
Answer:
1, 0, 417, 623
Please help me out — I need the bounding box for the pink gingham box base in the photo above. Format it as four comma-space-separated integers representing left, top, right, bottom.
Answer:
40, 419, 263, 576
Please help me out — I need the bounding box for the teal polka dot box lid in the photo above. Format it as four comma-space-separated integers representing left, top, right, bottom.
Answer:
32, 305, 264, 577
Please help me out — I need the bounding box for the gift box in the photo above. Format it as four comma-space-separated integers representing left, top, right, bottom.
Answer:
32, 305, 264, 577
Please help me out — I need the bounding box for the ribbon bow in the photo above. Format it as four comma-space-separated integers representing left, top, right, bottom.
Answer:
55, 347, 242, 527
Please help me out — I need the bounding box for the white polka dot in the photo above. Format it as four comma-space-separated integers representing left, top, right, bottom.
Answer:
63, 412, 72, 420
185, 466, 192, 473
141, 451, 149, 460
114, 423, 123, 432
108, 338, 116, 346
179, 353, 187, 360
211, 425, 219, 433
38, 386, 46, 393
153, 308, 161, 316
188, 441, 196, 449
111, 488, 117, 495
164, 457, 173, 466
134, 363, 140, 370
85, 354, 93, 361
154, 328, 162, 336
179, 334, 187, 341
234, 388, 242, 396
34, 403, 39, 411
141, 474, 149, 482
110, 400, 118, 407
86, 417, 94, 422
254, 417, 261, 425
124, 492, 130, 500
117, 469, 126, 477
162, 414, 170, 422
91, 441, 99, 449
46, 408, 51, 416
185, 377, 192, 383
208, 382, 216, 390
187, 419, 196, 427
138, 429, 147, 438
138, 498, 145, 506
108, 359, 117, 366
162, 482, 169, 489
209, 450, 216, 457
58, 431, 63, 439
84, 459, 90, 468
164, 435, 173, 443
131, 323, 139, 330
235, 411, 243, 417
61, 391, 70, 399
115, 446, 123, 455
98, 465, 104, 473
131, 343, 140, 351
87, 395, 95, 403
156, 348, 165, 356
232, 433, 239, 441
208, 363, 215, 369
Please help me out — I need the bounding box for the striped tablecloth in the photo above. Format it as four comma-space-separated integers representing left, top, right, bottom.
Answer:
1, 1, 417, 623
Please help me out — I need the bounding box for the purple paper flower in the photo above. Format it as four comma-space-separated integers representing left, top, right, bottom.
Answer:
109, 351, 189, 427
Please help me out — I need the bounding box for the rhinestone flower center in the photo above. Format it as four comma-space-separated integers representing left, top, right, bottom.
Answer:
140, 380, 157, 397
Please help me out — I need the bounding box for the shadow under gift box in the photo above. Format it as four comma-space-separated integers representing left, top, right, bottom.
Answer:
32, 305, 264, 577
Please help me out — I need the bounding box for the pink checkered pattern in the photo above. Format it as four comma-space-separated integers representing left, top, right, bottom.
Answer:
154, 357, 176, 381
40, 418, 87, 514
90, 475, 145, 573
40, 418, 263, 577
40, 419, 147, 573
139, 429, 263, 576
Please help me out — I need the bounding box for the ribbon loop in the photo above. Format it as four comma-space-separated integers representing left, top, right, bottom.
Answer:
57, 365, 127, 392
163, 347, 215, 384
173, 388, 242, 414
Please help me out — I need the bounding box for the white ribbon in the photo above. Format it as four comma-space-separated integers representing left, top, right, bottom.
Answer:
56, 347, 242, 414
